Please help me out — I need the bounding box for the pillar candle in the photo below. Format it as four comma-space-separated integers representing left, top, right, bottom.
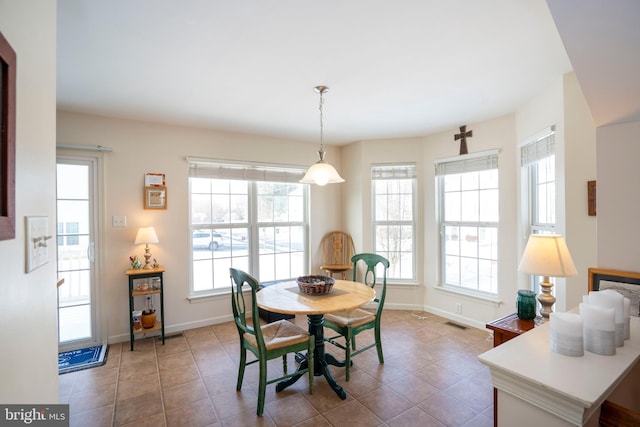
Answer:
549, 312, 584, 356
589, 290, 625, 347
579, 302, 616, 355
624, 297, 631, 340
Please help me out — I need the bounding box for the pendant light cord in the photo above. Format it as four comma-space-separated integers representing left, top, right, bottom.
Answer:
318, 88, 325, 155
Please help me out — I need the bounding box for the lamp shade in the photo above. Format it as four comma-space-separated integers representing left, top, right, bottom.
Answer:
299, 161, 345, 186
135, 226, 159, 245
518, 234, 577, 277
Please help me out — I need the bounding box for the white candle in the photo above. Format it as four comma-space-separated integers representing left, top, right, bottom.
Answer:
580, 302, 615, 331
549, 312, 584, 356
580, 302, 616, 355
596, 289, 625, 323
591, 289, 625, 346
624, 297, 631, 340
550, 312, 583, 335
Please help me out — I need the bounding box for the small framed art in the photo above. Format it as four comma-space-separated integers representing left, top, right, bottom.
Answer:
144, 186, 167, 210
0, 31, 16, 240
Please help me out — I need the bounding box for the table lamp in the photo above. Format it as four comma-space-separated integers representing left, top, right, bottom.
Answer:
135, 226, 159, 269
518, 234, 577, 318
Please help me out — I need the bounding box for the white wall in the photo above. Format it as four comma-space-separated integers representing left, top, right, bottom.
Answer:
597, 120, 640, 271
56, 111, 344, 343
0, 2, 58, 402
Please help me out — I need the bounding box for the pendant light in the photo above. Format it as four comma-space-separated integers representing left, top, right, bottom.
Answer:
299, 86, 345, 186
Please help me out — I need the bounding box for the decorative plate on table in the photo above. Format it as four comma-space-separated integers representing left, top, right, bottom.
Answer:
297, 275, 335, 295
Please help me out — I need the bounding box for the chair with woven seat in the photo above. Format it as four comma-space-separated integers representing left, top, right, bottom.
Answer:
320, 231, 355, 279
229, 268, 314, 416
323, 253, 389, 381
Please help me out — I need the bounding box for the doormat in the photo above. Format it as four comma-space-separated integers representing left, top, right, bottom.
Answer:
58, 345, 108, 375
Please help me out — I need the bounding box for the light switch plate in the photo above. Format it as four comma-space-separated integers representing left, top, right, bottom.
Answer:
112, 215, 127, 227
26, 216, 49, 273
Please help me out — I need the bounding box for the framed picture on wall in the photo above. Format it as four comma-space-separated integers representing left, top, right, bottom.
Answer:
0, 31, 16, 240
144, 186, 167, 210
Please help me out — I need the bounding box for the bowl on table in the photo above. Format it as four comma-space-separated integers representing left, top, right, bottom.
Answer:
297, 275, 335, 295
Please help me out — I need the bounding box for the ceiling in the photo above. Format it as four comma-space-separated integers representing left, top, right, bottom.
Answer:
57, 1, 632, 145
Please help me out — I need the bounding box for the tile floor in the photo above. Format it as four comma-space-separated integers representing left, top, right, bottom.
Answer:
59, 310, 495, 426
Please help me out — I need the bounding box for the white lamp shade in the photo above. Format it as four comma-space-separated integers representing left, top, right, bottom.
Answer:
299, 161, 345, 186
518, 234, 577, 277
135, 226, 159, 245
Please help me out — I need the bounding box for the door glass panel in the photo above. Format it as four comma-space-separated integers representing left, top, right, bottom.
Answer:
57, 161, 96, 347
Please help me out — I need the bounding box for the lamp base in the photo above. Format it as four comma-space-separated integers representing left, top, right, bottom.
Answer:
537, 277, 555, 319
142, 245, 153, 269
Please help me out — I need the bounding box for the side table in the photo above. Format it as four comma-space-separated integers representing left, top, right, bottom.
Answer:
486, 313, 536, 426
126, 267, 165, 351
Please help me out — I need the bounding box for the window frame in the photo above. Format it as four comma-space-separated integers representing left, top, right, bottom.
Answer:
436, 150, 499, 297
521, 128, 556, 291
371, 163, 417, 283
187, 158, 309, 297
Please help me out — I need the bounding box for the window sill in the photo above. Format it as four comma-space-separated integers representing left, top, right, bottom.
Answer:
434, 284, 503, 306
187, 290, 230, 304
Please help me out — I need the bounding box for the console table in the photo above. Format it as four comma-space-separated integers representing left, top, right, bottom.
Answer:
479, 316, 640, 426
486, 313, 536, 426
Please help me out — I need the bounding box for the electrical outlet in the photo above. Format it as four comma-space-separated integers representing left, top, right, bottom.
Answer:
456, 303, 462, 314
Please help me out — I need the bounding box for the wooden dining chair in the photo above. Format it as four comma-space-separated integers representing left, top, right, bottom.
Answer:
323, 253, 389, 381
229, 268, 314, 416
320, 231, 355, 279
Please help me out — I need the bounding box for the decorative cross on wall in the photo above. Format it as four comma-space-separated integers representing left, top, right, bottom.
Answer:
454, 125, 473, 155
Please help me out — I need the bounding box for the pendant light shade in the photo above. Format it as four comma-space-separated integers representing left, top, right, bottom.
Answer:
299, 86, 345, 186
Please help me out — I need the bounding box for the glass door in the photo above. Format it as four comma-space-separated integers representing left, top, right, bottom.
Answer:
56, 156, 100, 351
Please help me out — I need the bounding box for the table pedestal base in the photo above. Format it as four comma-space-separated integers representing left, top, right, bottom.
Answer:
275, 314, 347, 400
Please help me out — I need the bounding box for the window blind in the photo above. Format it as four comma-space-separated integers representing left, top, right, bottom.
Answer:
371, 163, 416, 180
521, 132, 555, 166
435, 150, 498, 176
188, 157, 306, 183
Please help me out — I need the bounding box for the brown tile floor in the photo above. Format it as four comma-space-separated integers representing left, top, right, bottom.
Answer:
59, 310, 495, 426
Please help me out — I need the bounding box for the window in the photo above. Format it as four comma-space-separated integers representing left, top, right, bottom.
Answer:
436, 151, 499, 295
521, 129, 555, 235
188, 159, 308, 295
372, 164, 416, 282
521, 129, 556, 292
57, 221, 80, 246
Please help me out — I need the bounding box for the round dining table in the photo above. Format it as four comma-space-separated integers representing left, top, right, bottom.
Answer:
256, 279, 375, 399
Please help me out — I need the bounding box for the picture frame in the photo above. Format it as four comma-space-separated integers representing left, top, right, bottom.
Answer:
588, 180, 596, 216
589, 267, 640, 317
0, 31, 16, 240
144, 186, 167, 210
144, 172, 165, 187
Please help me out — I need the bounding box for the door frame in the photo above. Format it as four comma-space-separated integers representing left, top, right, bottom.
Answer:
56, 152, 104, 352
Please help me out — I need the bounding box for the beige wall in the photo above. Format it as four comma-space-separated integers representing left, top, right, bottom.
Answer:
562, 72, 597, 310
597, 120, 640, 271
56, 111, 344, 342
515, 72, 598, 313
423, 114, 518, 327
0, 2, 58, 402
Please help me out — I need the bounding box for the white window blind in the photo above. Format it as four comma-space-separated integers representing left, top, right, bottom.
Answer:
371, 163, 416, 180
435, 150, 499, 176
188, 157, 306, 183
521, 131, 555, 166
